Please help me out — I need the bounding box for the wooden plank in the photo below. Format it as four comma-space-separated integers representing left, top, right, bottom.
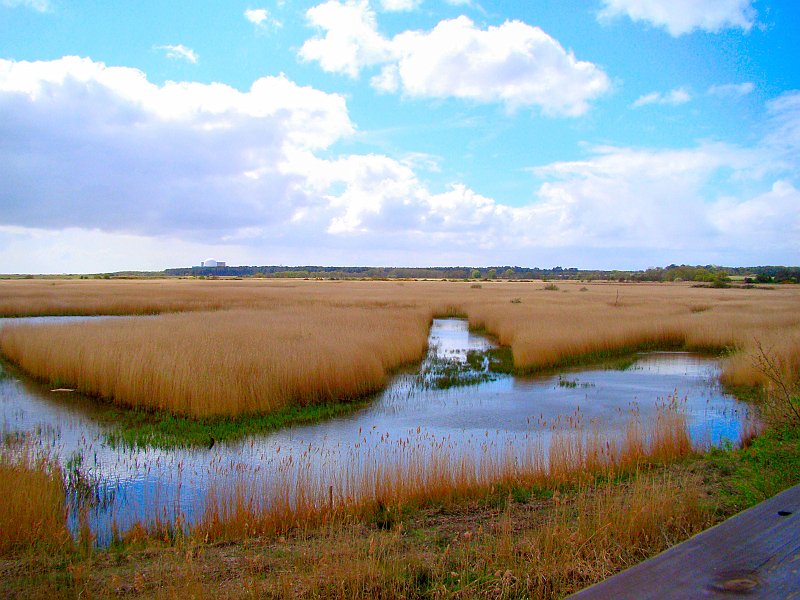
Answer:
568, 484, 800, 599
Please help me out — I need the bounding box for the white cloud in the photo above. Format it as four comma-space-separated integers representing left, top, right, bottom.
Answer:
244, 8, 268, 25
762, 90, 800, 168
244, 7, 281, 29
389, 17, 610, 115
155, 44, 199, 64
529, 144, 755, 248
599, 0, 756, 36
301, 5, 610, 115
0, 226, 250, 274
710, 181, 800, 250
1, 0, 49, 12
0, 56, 797, 272
0, 56, 352, 240
708, 82, 754, 97
632, 87, 691, 108
379, 0, 422, 11
299, 0, 393, 78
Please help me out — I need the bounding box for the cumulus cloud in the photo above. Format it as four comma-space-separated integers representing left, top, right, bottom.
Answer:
299, 1, 393, 77
1, 0, 49, 12
0, 56, 352, 239
154, 44, 199, 64
300, 3, 610, 115
529, 144, 758, 249
632, 87, 691, 108
599, 0, 756, 36
0, 56, 798, 272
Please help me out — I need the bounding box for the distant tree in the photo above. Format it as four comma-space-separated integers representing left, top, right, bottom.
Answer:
711, 273, 731, 288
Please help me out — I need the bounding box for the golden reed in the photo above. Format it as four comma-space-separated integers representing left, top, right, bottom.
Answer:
1, 279, 798, 416
0, 442, 71, 555
192, 402, 695, 542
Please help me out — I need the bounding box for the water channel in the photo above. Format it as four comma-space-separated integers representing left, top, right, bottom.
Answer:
0, 318, 750, 543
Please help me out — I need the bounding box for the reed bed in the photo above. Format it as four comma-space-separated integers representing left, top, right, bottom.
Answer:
193, 402, 696, 543
0, 442, 71, 556
0, 305, 431, 418
458, 283, 800, 387
1, 279, 798, 418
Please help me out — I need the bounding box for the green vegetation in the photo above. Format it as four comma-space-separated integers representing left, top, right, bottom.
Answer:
557, 376, 578, 388
417, 355, 496, 389
102, 400, 373, 449
704, 425, 800, 513
158, 263, 800, 283
467, 347, 515, 374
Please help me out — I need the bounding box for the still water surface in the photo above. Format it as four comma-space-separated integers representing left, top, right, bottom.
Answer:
0, 318, 749, 542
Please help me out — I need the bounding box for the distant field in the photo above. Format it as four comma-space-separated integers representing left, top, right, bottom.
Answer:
1, 279, 798, 417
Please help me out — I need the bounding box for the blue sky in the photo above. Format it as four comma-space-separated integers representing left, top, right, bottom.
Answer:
0, 0, 798, 272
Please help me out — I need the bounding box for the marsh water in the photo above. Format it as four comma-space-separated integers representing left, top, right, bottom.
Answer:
0, 318, 750, 542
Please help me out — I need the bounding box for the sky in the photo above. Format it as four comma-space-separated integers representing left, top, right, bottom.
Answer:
0, 0, 798, 273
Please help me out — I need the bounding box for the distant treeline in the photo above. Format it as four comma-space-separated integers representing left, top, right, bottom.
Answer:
162, 264, 798, 283
629, 265, 799, 283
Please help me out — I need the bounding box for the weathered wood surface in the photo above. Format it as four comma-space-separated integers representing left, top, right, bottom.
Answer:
568, 484, 800, 599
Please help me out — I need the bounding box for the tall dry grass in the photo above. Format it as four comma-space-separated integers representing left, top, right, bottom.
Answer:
205, 473, 710, 600
1, 279, 798, 416
457, 282, 800, 387
3, 469, 714, 599
193, 402, 695, 543
0, 305, 431, 418
0, 442, 72, 556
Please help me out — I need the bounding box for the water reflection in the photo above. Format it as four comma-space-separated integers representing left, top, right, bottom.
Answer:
0, 318, 750, 543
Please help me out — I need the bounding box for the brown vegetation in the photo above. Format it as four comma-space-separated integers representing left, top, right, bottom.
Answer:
0, 278, 796, 598
0, 305, 431, 418
0, 419, 715, 598
0, 442, 71, 556
1, 280, 798, 418
193, 402, 695, 543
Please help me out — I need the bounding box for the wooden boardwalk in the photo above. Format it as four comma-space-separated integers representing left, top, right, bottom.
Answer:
568, 484, 800, 599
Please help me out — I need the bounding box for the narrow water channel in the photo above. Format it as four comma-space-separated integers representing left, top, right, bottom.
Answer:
0, 318, 750, 543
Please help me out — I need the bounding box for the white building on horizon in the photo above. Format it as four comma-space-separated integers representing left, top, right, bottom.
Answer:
201, 259, 226, 268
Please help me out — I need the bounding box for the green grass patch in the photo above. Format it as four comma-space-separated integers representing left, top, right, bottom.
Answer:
703, 425, 800, 513
102, 400, 373, 449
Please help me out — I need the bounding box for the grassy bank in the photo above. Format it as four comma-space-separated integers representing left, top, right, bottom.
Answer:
101, 399, 374, 448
